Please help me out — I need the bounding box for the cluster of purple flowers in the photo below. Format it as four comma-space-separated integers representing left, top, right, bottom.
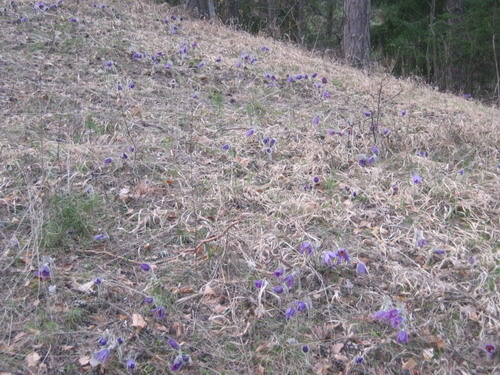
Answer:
285, 300, 308, 320
373, 308, 404, 329
34, 1, 63, 10
262, 136, 276, 155
323, 248, 350, 267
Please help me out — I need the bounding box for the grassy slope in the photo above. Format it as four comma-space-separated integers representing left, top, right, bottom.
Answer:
0, 0, 498, 374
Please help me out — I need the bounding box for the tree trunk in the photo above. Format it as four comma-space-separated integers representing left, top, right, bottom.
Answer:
226, 0, 239, 25
326, 0, 335, 41
267, 0, 277, 37
342, 0, 371, 68
444, 0, 465, 92
197, 0, 216, 19
297, 0, 305, 44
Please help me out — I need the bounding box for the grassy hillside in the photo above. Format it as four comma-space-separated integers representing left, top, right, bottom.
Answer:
0, 0, 498, 374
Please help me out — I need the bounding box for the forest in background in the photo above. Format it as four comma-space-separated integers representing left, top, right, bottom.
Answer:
162, 0, 500, 105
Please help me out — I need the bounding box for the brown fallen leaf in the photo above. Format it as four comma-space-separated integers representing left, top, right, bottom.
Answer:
332, 342, 344, 354
402, 358, 418, 370
131, 313, 147, 330
61, 345, 75, 351
79, 356, 91, 366
26, 352, 40, 367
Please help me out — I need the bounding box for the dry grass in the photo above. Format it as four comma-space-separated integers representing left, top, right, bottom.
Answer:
0, 0, 499, 374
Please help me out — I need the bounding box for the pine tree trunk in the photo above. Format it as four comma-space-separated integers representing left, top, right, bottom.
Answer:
267, 0, 277, 37
197, 0, 215, 19
226, 0, 239, 25
342, 0, 371, 68
445, 0, 465, 92
326, 0, 335, 40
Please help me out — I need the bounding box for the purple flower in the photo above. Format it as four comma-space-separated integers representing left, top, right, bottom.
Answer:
128, 81, 135, 89
312, 115, 319, 125
117, 337, 124, 344
371, 145, 379, 155
273, 285, 284, 294
313, 176, 320, 184
117, 84, 123, 91
300, 241, 314, 255
35, 265, 51, 280
321, 77, 328, 84
336, 248, 350, 263
356, 262, 368, 275
171, 355, 183, 371
285, 307, 296, 320
302, 345, 309, 353
322, 91, 331, 99
94, 278, 102, 285
254, 279, 264, 289
197, 61, 206, 69
250, 56, 257, 64
402, 109, 407, 116
367, 155, 376, 164
417, 238, 427, 248
260, 46, 270, 51
323, 251, 337, 267
143, 297, 154, 304
458, 169, 464, 175
126, 359, 135, 370
70, 17, 78, 22
105, 60, 113, 67
192, 92, 199, 99
168, 338, 180, 350
262, 136, 270, 145
287, 77, 295, 83
296, 301, 308, 312
383, 128, 391, 135
283, 274, 295, 289
98, 337, 108, 346
396, 330, 409, 344
373, 308, 404, 329
303, 184, 312, 191
463, 93, 472, 99
215, 57, 221, 63
315, 82, 322, 89
417, 151, 428, 157
273, 267, 284, 278
433, 249, 446, 255
354, 357, 363, 364
411, 174, 422, 184
151, 306, 167, 319
246, 129, 254, 136
140, 263, 151, 271
269, 138, 276, 147
236, 61, 242, 68
103, 157, 113, 164
93, 348, 110, 364
34, 1, 45, 9
485, 344, 496, 354
312, 73, 318, 78
222, 144, 230, 151
21, 17, 28, 22
363, 111, 371, 117
165, 62, 172, 69
93, 234, 107, 241
295, 74, 303, 80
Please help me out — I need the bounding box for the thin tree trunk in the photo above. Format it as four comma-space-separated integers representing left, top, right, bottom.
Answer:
445, 0, 465, 92
298, 0, 305, 44
342, 0, 371, 68
226, 0, 239, 25
326, 0, 335, 41
267, 0, 277, 37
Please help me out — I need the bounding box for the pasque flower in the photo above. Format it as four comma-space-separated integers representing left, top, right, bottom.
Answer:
151, 306, 167, 319
300, 241, 314, 255
396, 330, 409, 344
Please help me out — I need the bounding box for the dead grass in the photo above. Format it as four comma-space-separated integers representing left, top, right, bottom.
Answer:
0, 0, 498, 374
